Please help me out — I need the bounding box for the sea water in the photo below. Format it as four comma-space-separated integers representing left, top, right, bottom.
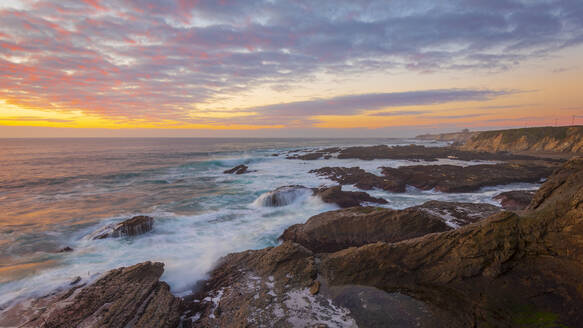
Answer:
0, 138, 539, 306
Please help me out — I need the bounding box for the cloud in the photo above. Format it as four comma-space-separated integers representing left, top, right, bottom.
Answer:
368, 110, 430, 116
0, 0, 581, 125
0, 116, 73, 123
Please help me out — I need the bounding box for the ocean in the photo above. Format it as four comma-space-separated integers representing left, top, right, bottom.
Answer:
0, 138, 540, 307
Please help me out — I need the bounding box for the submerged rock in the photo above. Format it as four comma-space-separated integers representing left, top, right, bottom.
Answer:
0, 262, 181, 328
493, 190, 536, 210
280, 201, 499, 253
89, 215, 154, 240
223, 164, 251, 174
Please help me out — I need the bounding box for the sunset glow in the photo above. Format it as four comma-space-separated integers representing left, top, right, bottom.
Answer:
1, 0, 582, 137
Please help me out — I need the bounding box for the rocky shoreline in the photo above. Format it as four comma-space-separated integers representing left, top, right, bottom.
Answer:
2, 141, 582, 327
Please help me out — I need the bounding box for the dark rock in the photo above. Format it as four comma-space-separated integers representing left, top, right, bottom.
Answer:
313, 185, 387, 208
223, 164, 251, 174
493, 190, 536, 210
280, 201, 498, 253
310, 167, 402, 191
183, 242, 345, 327
254, 185, 387, 208
58, 246, 73, 253
312, 163, 555, 193
70, 276, 81, 285
89, 215, 154, 240
319, 157, 583, 327
414, 200, 501, 227
335, 144, 553, 162
0, 262, 181, 328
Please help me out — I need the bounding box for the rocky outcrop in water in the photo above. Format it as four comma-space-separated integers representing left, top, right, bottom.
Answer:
253, 185, 387, 208
0, 262, 181, 328
312, 163, 555, 193
459, 126, 583, 154
194, 157, 583, 327
280, 201, 499, 253
223, 164, 251, 174
493, 190, 536, 210
89, 215, 154, 239
314, 185, 387, 208
290, 144, 546, 162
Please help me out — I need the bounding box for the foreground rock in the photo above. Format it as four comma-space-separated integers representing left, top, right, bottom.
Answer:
493, 190, 536, 210
320, 157, 583, 327
223, 164, 251, 174
89, 215, 154, 239
0, 262, 181, 328
280, 201, 499, 252
312, 163, 554, 193
184, 241, 447, 327
253, 185, 387, 208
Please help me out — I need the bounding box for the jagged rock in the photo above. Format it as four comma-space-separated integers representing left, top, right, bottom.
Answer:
0, 262, 181, 328
493, 190, 536, 210
89, 215, 154, 240
312, 163, 555, 193
319, 157, 583, 327
280, 201, 499, 253
223, 164, 251, 174
58, 246, 73, 253
183, 242, 349, 327
313, 185, 387, 208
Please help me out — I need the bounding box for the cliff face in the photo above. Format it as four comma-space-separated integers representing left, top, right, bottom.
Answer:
459, 126, 583, 153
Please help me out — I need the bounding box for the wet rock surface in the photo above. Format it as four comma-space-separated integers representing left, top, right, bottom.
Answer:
280, 201, 499, 253
320, 157, 583, 327
0, 262, 182, 328
314, 185, 388, 208
312, 163, 555, 193
493, 190, 536, 210
89, 215, 154, 239
223, 164, 251, 174
254, 184, 387, 208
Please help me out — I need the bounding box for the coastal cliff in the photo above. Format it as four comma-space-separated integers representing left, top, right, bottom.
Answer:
458, 126, 583, 153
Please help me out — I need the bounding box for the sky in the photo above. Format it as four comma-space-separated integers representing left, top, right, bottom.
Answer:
0, 0, 582, 138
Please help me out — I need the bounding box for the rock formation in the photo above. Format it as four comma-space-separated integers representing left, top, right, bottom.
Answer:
0, 262, 182, 328
223, 164, 251, 174
280, 201, 499, 252
253, 185, 387, 208
194, 157, 583, 327
493, 190, 536, 210
313, 185, 387, 208
312, 163, 555, 193
89, 215, 154, 239
460, 126, 583, 154
320, 157, 583, 327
